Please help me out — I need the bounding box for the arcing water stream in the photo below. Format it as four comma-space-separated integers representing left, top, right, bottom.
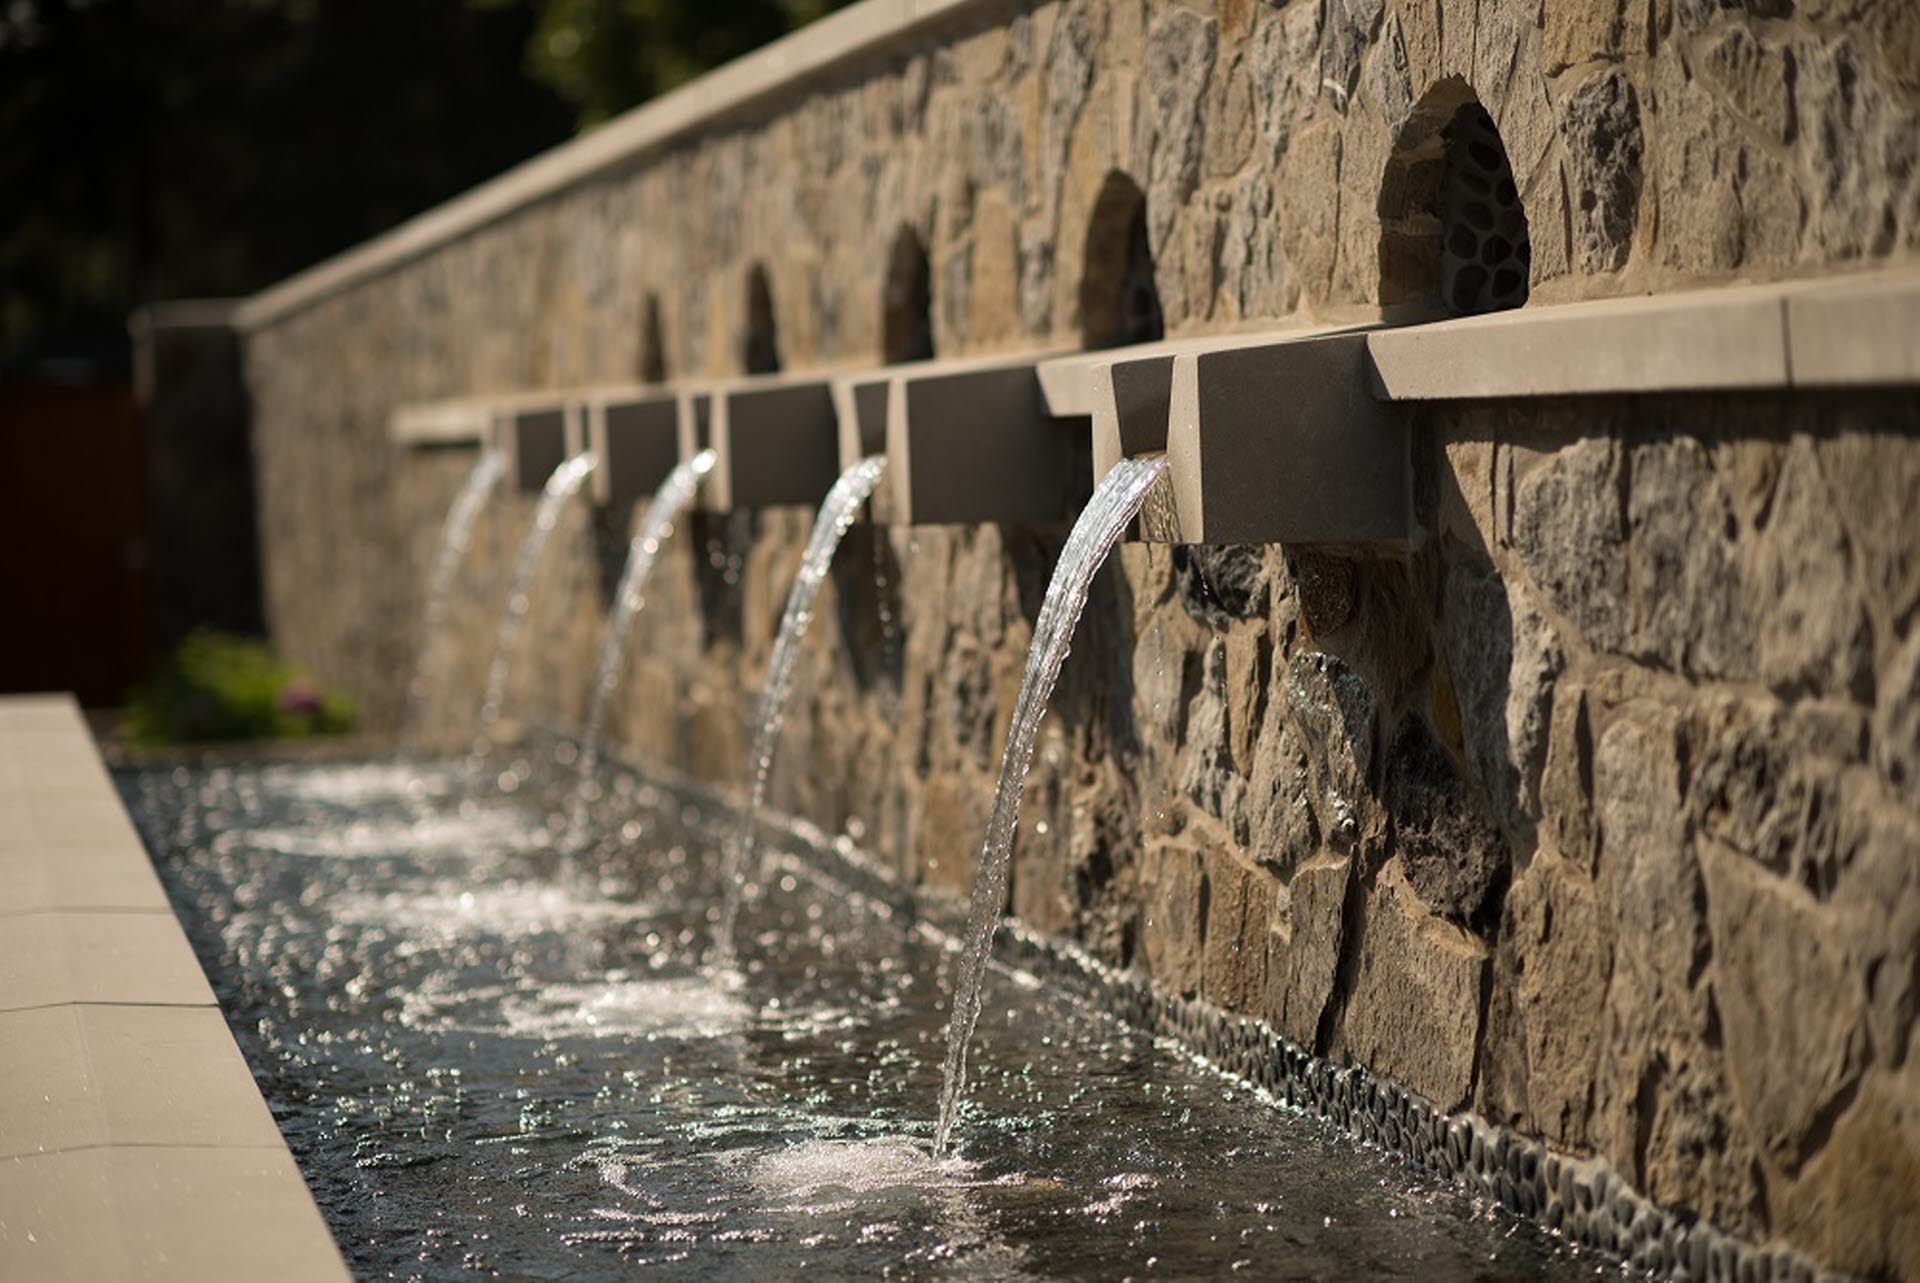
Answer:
567, 449, 717, 838
935, 454, 1170, 1154
714, 454, 888, 962
471, 452, 598, 762
402, 448, 506, 745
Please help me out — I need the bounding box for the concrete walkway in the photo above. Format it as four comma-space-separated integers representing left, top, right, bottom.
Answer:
0, 694, 350, 1282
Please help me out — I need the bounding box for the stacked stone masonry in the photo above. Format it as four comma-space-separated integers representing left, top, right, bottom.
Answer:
243, 1, 1920, 1277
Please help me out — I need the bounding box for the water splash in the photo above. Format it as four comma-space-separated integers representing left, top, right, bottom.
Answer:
402, 449, 506, 745
715, 455, 888, 961
568, 450, 717, 835
934, 454, 1169, 1154
472, 452, 598, 761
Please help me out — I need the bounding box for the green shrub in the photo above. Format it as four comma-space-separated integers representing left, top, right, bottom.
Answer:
125, 631, 355, 745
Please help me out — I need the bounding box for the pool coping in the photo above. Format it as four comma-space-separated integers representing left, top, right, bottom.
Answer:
0, 693, 353, 1283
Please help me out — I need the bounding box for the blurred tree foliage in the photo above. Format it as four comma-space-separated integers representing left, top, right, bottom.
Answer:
490, 0, 849, 127
0, 0, 845, 378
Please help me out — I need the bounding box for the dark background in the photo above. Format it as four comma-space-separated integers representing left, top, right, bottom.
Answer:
0, 0, 847, 707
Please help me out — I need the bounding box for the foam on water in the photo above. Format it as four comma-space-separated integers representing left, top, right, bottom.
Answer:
745, 1137, 972, 1205
226, 807, 539, 860
500, 977, 750, 1041
327, 881, 659, 936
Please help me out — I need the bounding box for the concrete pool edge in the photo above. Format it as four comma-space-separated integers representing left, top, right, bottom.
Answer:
630, 746, 1847, 1283
0, 694, 353, 1283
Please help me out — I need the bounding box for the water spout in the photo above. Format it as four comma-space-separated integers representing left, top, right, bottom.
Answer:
472, 451, 598, 763
402, 448, 506, 746
933, 453, 1170, 1154
567, 449, 717, 837
714, 454, 889, 962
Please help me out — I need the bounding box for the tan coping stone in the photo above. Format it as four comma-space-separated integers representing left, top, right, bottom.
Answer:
1166, 331, 1412, 547
0, 1005, 285, 1159
388, 396, 494, 447
18, 790, 147, 852
1785, 266, 1920, 387
0, 912, 216, 1013
0, 694, 350, 1281
235, 0, 996, 332
0, 1146, 351, 1283
0, 843, 170, 918
0, 694, 88, 735
1364, 282, 1794, 400
0, 744, 113, 801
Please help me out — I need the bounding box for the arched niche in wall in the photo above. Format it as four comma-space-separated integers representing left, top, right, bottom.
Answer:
1378, 78, 1532, 318
882, 226, 934, 364
1079, 172, 1165, 351
742, 264, 781, 374
638, 293, 667, 384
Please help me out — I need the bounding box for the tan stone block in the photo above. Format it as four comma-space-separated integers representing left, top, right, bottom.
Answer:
1543, 0, 1646, 74
1141, 838, 1208, 995
1702, 841, 1870, 1173
1333, 860, 1488, 1109
966, 189, 1021, 346
1773, 1066, 1920, 1281
1481, 849, 1612, 1147
1279, 120, 1342, 305
1200, 847, 1272, 1014
1202, 48, 1255, 181
1394, 0, 1445, 88
1266, 853, 1351, 1047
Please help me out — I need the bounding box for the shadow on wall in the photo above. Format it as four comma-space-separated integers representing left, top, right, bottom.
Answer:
826, 223, 930, 695
639, 292, 666, 384
1080, 172, 1165, 350
883, 226, 934, 365
743, 264, 781, 375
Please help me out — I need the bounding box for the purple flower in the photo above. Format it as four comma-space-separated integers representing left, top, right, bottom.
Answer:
279, 681, 323, 717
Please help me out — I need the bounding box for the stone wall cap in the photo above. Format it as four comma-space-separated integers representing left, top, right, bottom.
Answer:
390, 397, 496, 447
234, 0, 996, 333
1784, 264, 1920, 386
127, 298, 242, 335
0, 694, 352, 1283
1037, 324, 1362, 418
1364, 267, 1920, 400
1365, 282, 1796, 400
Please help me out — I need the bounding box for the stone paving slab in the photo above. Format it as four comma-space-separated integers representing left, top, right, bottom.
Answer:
0, 1005, 285, 1158
0, 1147, 347, 1283
0, 693, 350, 1283
0, 911, 216, 1011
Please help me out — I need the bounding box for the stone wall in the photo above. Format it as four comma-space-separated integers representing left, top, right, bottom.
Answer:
245, 1, 1920, 1275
